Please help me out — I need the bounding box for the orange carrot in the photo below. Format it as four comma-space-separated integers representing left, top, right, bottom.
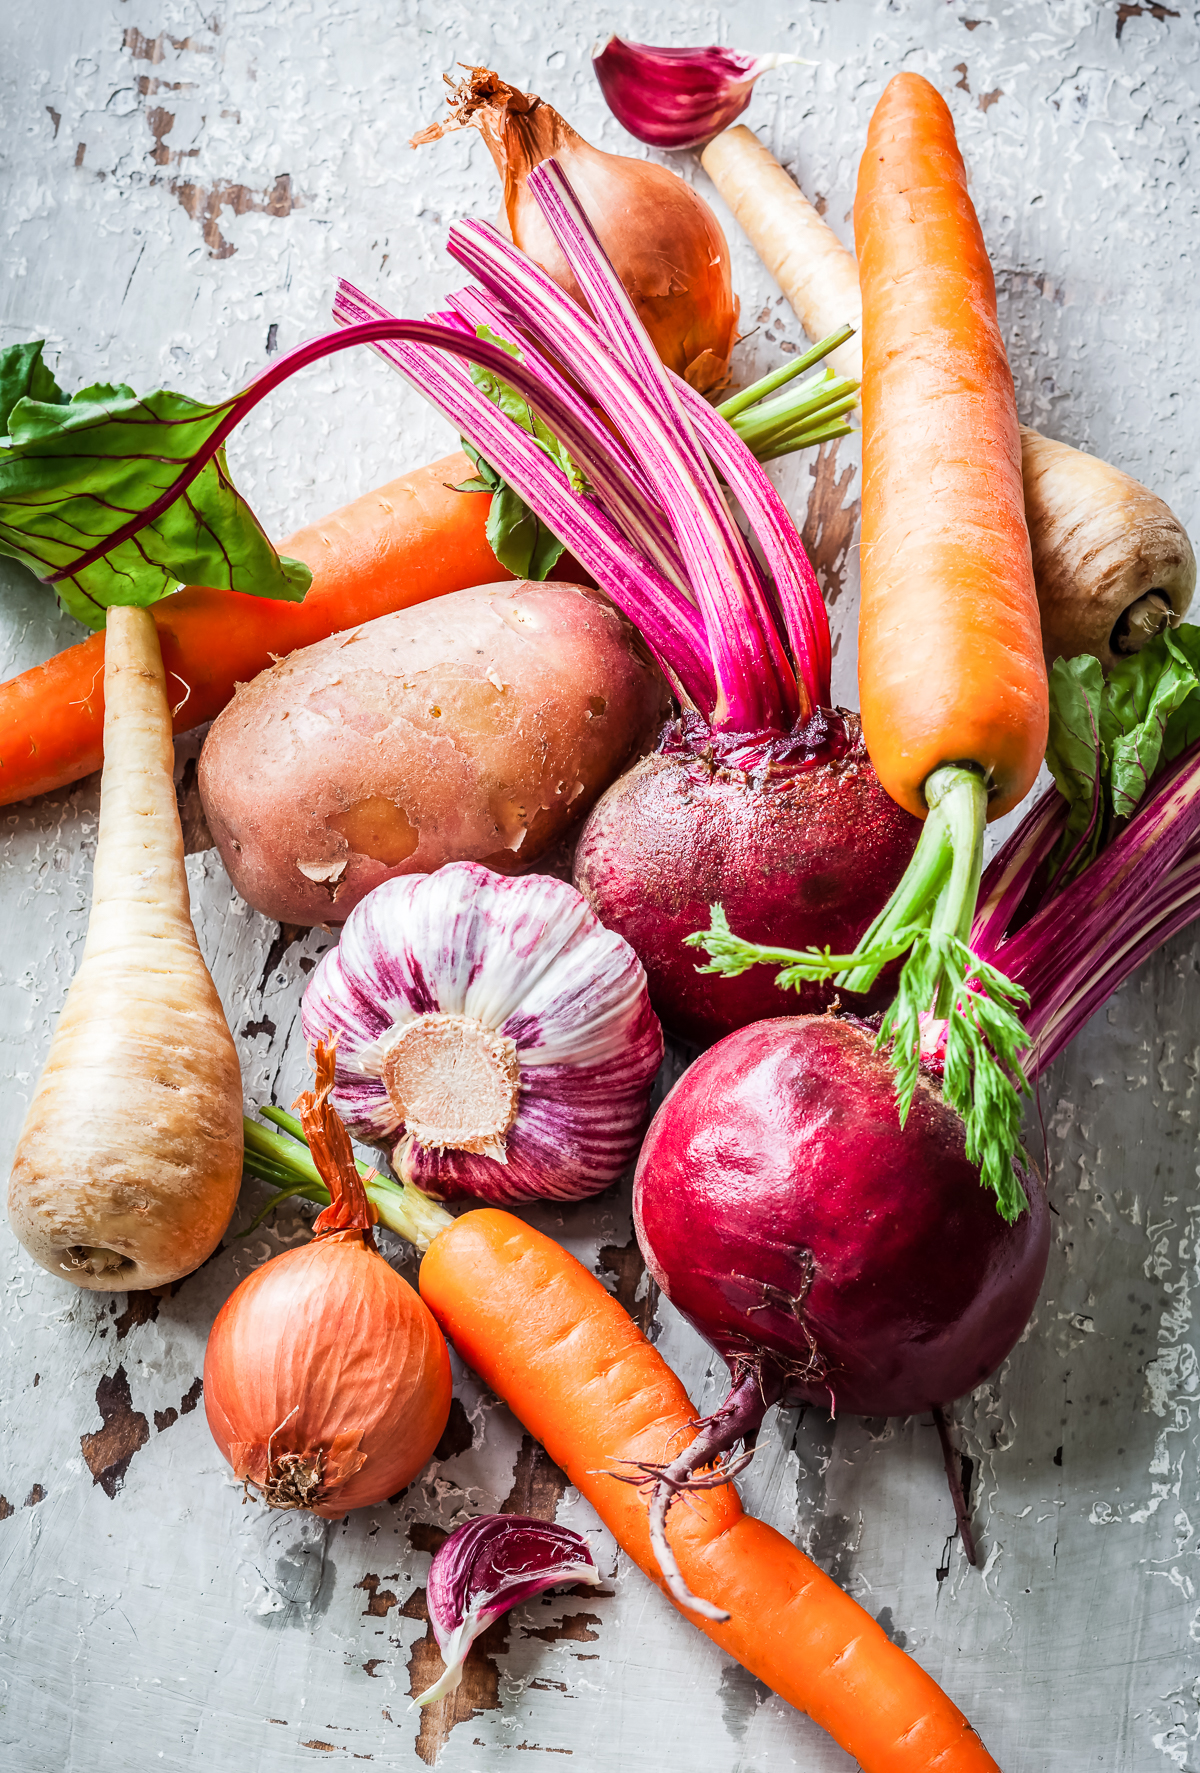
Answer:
0, 452, 510, 807
693, 78, 1052, 1205
419, 1209, 1001, 1773
854, 73, 1047, 822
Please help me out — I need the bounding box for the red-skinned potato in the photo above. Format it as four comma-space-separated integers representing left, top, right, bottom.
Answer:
198, 581, 668, 925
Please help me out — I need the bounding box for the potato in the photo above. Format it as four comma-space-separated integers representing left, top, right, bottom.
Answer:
198, 581, 669, 924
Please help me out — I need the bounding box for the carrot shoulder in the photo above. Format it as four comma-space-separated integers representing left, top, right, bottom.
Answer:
0, 452, 507, 807
854, 73, 1046, 819
419, 1210, 999, 1773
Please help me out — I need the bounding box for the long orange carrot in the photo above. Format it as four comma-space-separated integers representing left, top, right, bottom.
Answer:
420, 1210, 1001, 1773
0, 452, 510, 807
855, 74, 1046, 822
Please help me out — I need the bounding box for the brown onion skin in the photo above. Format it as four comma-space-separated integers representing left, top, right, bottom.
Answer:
413, 68, 739, 392
203, 1229, 452, 1517
508, 142, 740, 392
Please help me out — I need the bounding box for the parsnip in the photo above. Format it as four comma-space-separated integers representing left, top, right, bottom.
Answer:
702, 125, 1196, 668
1019, 425, 1195, 670
8, 606, 243, 1291
702, 126, 863, 382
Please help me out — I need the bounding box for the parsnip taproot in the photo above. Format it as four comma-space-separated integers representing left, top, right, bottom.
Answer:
8, 605, 242, 1290
1020, 427, 1195, 670
701, 126, 863, 382
702, 123, 1196, 668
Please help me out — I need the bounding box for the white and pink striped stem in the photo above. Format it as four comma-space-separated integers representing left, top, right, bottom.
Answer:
445, 169, 833, 714
447, 172, 808, 731
972, 737, 1200, 1072
53, 160, 836, 739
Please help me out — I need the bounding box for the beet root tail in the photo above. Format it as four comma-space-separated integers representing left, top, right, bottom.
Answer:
610, 1359, 785, 1619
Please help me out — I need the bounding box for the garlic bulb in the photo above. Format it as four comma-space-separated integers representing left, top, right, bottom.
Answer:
593, 37, 809, 151
301, 863, 663, 1204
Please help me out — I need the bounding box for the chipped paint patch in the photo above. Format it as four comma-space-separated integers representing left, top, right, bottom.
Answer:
80, 1366, 149, 1498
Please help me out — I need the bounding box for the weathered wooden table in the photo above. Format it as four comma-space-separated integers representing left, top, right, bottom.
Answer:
2, 2, 1197, 1768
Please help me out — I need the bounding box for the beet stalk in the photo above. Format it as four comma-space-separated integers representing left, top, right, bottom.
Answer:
332, 168, 921, 1044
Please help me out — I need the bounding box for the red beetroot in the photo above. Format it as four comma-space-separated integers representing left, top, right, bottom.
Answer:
634, 1015, 1049, 1419
574, 711, 921, 1043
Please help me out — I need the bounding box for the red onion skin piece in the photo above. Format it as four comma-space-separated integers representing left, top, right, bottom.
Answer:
573, 710, 921, 1043
593, 40, 779, 151
633, 1016, 1050, 1417
428, 1514, 596, 1645
417, 1514, 599, 1705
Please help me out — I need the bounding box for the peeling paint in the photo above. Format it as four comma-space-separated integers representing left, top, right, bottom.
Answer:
79, 1366, 149, 1498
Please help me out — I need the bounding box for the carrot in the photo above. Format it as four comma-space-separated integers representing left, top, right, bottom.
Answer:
419, 1209, 1001, 1772
854, 74, 1046, 821
0, 451, 509, 808
7, 605, 243, 1290
702, 122, 1195, 673
691, 77, 1047, 1211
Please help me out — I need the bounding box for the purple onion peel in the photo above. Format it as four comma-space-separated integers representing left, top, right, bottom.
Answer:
414, 1515, 599, 1706
593, 37, 808, 151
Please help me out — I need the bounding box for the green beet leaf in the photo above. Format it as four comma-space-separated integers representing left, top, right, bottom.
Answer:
0, 341, 68, 433
0, 342, 311, 630
1044, 654, 1108, 882
1102, 625, 1200, 818
1046, 624, 1200, 886
485, 483, 566, 581
451, 324, 586, 582
455, 440, 566, 578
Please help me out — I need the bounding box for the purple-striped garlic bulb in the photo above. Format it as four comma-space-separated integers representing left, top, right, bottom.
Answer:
593, 37, 809, 151
415, 1515, 600, 1706
300, 863, 663, 1205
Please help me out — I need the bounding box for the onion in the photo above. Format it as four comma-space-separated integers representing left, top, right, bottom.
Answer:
411, 65, 740, 392
203, 1040, 452, 1517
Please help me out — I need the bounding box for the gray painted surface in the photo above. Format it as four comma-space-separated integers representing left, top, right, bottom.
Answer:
1, 1, 1197, 1768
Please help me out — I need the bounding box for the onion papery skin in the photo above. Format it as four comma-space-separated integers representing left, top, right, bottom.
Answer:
573, 711, 922, 1044
593, 38, 797, 151
416, 1514, 600, 1704
203, 1229, 452, 1516
413, 68, 739, 393
633, 1017, 1050, 1417
301, 864, 663, 1205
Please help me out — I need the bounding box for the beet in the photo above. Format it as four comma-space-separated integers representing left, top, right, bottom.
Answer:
633, 1015, 1049, 1419
573, 710, 921, 1043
